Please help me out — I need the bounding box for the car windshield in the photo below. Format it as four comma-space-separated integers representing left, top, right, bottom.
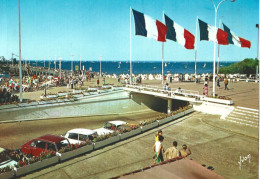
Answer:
0, 151, 11, 164
68, 133, 78, 140
104, 122, 116, 130
79, 134, 88, 141
56, 139, 69, 151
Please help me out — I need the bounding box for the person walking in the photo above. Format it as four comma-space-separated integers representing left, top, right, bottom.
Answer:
180, 144, 191, 158
97, 78, 100, 86
153, 135, 164, 164
217, 76, 220, 89
203, 83, 208, 96
224, 77, 229, 90
164, 141, 180, 160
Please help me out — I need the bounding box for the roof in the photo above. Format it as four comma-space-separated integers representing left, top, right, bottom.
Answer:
38, 134, 65, 143
109, 121, 127, 126
115, 158, 225, 179
67, 128, 97, 135
0, 147, 5, 153
94, 128, 113, 136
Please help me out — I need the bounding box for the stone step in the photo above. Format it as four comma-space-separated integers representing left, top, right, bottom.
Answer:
224, 119, 258, 128
236, 106, 259, 112
226, 116, 258, 125
229, 113, 258, 121
234, 108, 258, 116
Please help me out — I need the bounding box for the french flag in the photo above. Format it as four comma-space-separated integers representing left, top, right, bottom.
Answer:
164, 14, 195, 49
198, 19, 228, 45
132, 9, 167, 42
223, 23, 251, 48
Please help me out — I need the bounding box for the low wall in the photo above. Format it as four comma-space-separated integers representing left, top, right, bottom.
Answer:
0, 91, 150, 122
193, 102, 234, 119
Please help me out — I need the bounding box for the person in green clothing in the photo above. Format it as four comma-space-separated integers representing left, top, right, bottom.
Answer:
153, 135, 165, 164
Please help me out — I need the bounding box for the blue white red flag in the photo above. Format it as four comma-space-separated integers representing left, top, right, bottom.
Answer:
132, 9, 167, 42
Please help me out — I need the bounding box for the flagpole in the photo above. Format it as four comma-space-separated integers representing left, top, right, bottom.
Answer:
130, 7, 132, 85
195, 16, 198, 83
18, 0, 23, 102
217, 19, 221, 74
162, 11, 164, 85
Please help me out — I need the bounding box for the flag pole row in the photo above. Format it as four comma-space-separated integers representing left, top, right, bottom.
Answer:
129, 8, 251, 86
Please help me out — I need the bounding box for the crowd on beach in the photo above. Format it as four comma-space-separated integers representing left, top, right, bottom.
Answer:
153, 130, 191, 164
0, 68, 246, 104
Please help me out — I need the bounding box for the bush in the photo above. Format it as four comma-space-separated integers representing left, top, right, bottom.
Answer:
219, 58, 258, 76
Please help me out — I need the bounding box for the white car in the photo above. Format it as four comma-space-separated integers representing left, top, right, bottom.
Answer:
95, 121, 127, 136
0, 147, 17, 170
64, 129, 97, 145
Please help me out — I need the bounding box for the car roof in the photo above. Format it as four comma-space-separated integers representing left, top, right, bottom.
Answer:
67, 128, 97, 135
0, 147, 5, 153
38, 134, 66, 143
108, 121, 127, 126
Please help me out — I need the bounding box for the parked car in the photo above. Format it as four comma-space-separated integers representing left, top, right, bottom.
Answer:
21, 134, 70, 157
95, 121, 127, 135
63, 128, 97, 145
0, 147, 17, 170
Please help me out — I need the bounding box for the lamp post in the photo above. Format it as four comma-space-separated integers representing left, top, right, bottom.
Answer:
71, 54, 74, 76
256, 24, 259, 80
59, 57, 62, 79
210, 0, 235, 97
100, 55, 102, 77
80, 55, 82, 71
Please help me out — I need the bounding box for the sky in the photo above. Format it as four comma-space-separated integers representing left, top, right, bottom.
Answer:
0, 0, 258, 62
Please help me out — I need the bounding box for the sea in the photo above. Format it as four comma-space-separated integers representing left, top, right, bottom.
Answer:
1, 61, 236, 76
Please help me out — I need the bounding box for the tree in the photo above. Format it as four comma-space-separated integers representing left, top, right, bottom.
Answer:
219, 58, 258, 76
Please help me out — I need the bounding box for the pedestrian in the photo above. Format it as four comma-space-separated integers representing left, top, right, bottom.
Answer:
97, 78, 100, 86
224, 77, 229, 90
164, 141, 180, 160
217, 76, 220, 88
170, 76, 172, 83
205, 76, 208, 83
103, 77, 105, 85
153, 135, 164, 164
203, 83, 208, 96
180, 144, 191, 157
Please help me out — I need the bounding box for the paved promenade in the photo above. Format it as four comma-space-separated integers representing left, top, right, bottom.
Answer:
20, 77, 259, 109
0, 77, 258, 179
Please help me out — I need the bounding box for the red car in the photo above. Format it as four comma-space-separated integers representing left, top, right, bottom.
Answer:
21, 134, 70, 157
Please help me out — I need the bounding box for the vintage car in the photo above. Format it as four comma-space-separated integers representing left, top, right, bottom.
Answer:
0, 147, 17, 170
21, 134, 70, 157
94, 121, 127, 135
63, 128, 97, 145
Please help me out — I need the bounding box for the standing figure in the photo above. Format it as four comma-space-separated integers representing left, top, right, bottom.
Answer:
203, 83, 208, 96
153, 135, 164, 164
97, 78, 100, 86
164, 141, 180, 160
217, 77, 220, 89
224, 77, 229, 90
180, 144, 191, 158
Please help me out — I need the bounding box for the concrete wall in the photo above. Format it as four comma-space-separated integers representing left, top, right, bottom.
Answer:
0, 92, 151, 122
130, 92, 190, 113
